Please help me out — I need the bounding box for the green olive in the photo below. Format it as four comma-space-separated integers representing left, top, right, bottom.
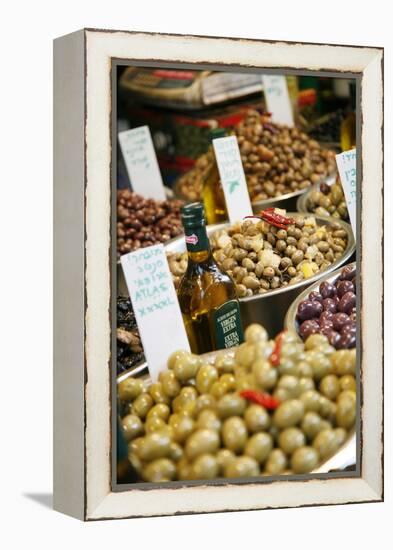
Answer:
296, 361, 313, 378
245, 323, 268, 344
278, 358, 299, 377
300, 390, 321, 412
273, 399, 305, 429
278, 427, 306, 455
137, 431, 172, 461
146, 403, 171, 422
313, 428, 339, 460
190, 453, 219, 480
217, 393, 247, 419
214, 353, 236, 373
301, 412, 325, 440
277, 375, 301, 398
159, 370, 181, 398
173, 354, 200, 382
168, 442, 183, 462
244, 404, 271, 433
185, 429, 220, 461
253, 360, 278, 390
244, 432, 273, 463
304, 334, 329, 350
216, 449, 236, 473
171, 415, 195, 443
121, 414, 144, 442
234, 342, 256, 368
318, 396, 337, 421
339, 375, 356, 392
149, 382, 170, 406
167, 349, 191, 370
291, 446, 319, 474
172, 388, 198, 415
331, 349, 356, 376
209, 381, 229, 399
336, 394, 356, 429
222, 417, 248, 453
319, 375, 340, 400
128, 436, 144, 458
196, 410, 221, 431
224, 456, 260, 478
145, 416, 166, 433
133, 393, 154, 419
298, 377, 315, 394
142, 458, 176, 482
196, 364, 219, 394
235, 373, 257, 392
177, 457, 191, 480
194, 394, 216, 415
307, 351, 332, 381
334, 427, 347, 447
220, 374, 237, 391
264, 449, 287, 475
118, 377, 144, 402
273, 387, 291, 402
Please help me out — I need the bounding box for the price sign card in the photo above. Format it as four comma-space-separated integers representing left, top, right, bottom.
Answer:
212, 135, 253, 223
261, 75, 294, 127
118, 125, 166, 201
335, 148, 356, 234
120, 244, 190, 380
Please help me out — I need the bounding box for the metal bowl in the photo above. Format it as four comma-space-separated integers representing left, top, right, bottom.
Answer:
160, 214, 355, 336
117, 350, 355, 475
284, 262, 356, 340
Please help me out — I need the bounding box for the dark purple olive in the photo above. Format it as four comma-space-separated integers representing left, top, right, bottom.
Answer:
309, 291, 323, 303
297, 300, 322, 321
340, 266, 356, 281
327, 330, 341, 347
320, 310, 333, 324
319, 281, 337, 299
299, 319, 320, 340
322, 298, 337, 313
320, 318, 333, 331
337, 331, 356, 349
338, 291, 356, 314
336, 280, 355, 298
332, 312, 350, 331
341, 322, 356, 335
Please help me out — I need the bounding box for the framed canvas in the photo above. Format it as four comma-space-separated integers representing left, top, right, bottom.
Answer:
53, 29, 383, 521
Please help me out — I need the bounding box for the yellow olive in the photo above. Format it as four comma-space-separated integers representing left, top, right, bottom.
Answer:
149, 382, 170, 405
209, 381, 229, 399
177, 457, 191, 480
171, 415, 195, 443
336, 393, 356, 429
145, 416, 166, 433
159, 370, 181, 398
245, 323, 268, 344
194, 394, 216, 415
185, 429, 220, 461
189, 454, 219, 480
331, 349, 356, 376
244, 432, 273, 464
273, 399, 305, 429
168, 441, 183, 462
142, 458, 176, 482
319, 375, 340, 400
291, 446, 319, 474
334, 427, 347, 447
222, 417, 248, 453
214, 353, 236, 373
300, 390, 321, 413
264, 449, 287, 475
252, 359, 278, 390
167, 349, 190, 370
137, 431, 172, 461
278, 427, 306, 455
196, 410, 221, 431
339, 375, 356, 392
146, 403, 171, 422
224, 456, 260, 478
313, 429, 339, 460
121, 414, 144, 442
301, 412, 324, 440
220, 373, 237, 391
173, 354, 200, 382
196, 364, 219, 394
216, 449, 236, 473
244, 404, 271, 433
234, 342, 256, 368
133, 393, 154, 419
118, 377, 144, 402
304, 334, 329, 350
217, 393, 247, 419
277, 375, 301, 398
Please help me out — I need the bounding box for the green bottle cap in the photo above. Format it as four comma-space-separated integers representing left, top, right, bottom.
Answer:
181, 202, 206, 228
210, 127, 226, 141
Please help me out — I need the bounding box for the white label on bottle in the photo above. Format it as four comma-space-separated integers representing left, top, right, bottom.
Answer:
120, 244, 190, 380
118, 125, 166, 201
335, 148, 356, 235
261, 75, 294, 127
212, 135, 253, 224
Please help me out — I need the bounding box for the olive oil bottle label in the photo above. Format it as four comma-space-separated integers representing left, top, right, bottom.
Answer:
212, 300, 244, 350
184, 225, 210, 253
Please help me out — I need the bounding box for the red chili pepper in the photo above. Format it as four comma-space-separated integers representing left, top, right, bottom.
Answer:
240, 389, 280, 410
269, 330, 287, 367
244, 210, 295, 230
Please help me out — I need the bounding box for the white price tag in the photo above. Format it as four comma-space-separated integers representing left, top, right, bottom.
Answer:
261, 75, 294, 127
212, 136, 253, 224
118, 125, 166, 201
335, 149, 357, 234
120, 244, 190, 380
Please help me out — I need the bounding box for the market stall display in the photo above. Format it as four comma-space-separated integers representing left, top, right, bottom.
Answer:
285, 264, 356, 350
117, 297, 145, 375
298, 178, 349, 220
118, 324, 356, 482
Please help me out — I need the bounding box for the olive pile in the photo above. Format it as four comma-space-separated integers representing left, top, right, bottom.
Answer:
176, 110, 336, 203
168, 215, 349, 297
296, 265, 356, 349
176, 151, 212, 202
306, 179, 349, 220
117, 190, 184, 257
118, 325, 356, 482
117, 297, 145, 375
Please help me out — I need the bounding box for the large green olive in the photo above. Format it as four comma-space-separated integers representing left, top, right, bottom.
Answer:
252, 360, 278, 390
319, 375, 340, 400
118, 377, 144, 402
336, 393, 356, 429
149, 382, 170, 406
209, 381, 229, 400
264, 449, 287, 475
244, 404, 271, 433
142, 458, 176, 482
173, 354, 200, 382
168, 442, 183, 462
318, 396, 337, 421
121, 414, 144, 442
190, 453, 219, 480
214, 353, 236, 373
244, 432, 273, 464
331, 349, 356, 376
196, 364, 219, 394
171, 415, 195, 443
196, 410, 221, 431
216, 449, 236, 473
300, 390, 321, 412
145, 416, 166, 434
277, 375, 301, 398
222, 417, 248, 453
137, 431, 172, 461
245, 323, 268, 344
339, 375, 356, 392
217, 393, 246, 419
313, 428, 340, 460
234, 343, 256, 368
159, 370, 181, 398
273, 399, 305, 429
278, 427, 306, 455
291, 446, 319, 474
308, 351, 332, 381
194, 394, 216, 415
146, 403, 171, 422
301, 412, 325, 440
167, 349, 190, 370
304, 334, 329, 350
133, 393, 154, 419
185, 429, 220, 461
224, 456, 260, 478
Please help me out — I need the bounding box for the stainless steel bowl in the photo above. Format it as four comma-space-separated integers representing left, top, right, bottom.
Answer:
284, 262, 356, 339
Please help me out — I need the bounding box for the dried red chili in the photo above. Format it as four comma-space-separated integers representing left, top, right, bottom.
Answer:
240, 389, 280, 410
244, 209, 295, 230
269, 330, 287, 367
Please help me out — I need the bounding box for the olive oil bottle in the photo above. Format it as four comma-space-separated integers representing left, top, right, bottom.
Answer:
340, 81, 356, 151
178, 203, 244, 354
201, 128, 228, 225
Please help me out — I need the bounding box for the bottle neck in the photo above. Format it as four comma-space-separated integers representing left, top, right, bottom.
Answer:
184, 222, 212, 264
